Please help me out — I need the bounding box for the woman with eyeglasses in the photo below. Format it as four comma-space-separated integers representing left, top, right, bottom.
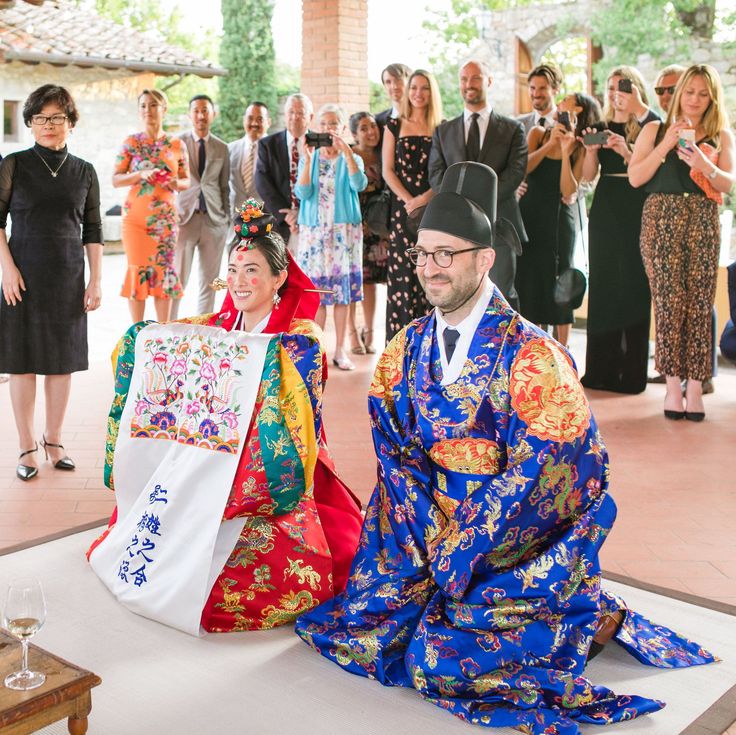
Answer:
0, 84, 103, 481
580, 66, 659, 394
113, 89, 190, 324
295, 104, 367, 371
629, 64, 735, 421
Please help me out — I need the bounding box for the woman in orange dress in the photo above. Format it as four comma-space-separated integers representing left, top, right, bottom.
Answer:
113, 89, 190, 323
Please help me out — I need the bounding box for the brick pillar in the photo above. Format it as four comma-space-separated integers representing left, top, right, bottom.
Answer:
301, 0, 369, 118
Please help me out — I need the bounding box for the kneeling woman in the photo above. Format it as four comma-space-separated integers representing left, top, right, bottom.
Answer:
88, 202, 362, 635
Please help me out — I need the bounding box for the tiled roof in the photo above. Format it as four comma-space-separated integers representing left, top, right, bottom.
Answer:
0, 0, 225, 77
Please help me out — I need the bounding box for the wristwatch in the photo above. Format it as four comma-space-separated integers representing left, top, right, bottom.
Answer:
707, 168, 718, 180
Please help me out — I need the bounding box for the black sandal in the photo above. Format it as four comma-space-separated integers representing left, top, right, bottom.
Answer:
17, 444, 39, 481
42, 435, 76, 471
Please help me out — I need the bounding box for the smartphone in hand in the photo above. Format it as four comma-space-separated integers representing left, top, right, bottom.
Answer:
617, 78, 633, 93
557, 111, 572, 131
583, 130, 611, 146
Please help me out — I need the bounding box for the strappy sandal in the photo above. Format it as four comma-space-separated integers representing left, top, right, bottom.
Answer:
17, 444, 39, 481
42, 435, 76, 471
361, 327, 376, 354
350, 329, 367, 355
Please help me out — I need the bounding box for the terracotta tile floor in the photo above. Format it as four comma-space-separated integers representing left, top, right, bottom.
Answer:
1, 253, 735, 610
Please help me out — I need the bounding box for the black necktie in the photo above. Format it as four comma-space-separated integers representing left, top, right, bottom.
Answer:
466, 112, 480, 161
197, 138, 207, 213
443, 328, 460, 363
538, 116, 547, 129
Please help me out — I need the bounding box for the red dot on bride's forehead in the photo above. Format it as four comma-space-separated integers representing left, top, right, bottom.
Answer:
236, 253, 244, 261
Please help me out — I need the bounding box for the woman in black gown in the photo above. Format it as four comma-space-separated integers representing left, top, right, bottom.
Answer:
0, 85, 103, 481
382, 69, 442, 341
516, 96, 592, 348
581, 67, 659, 394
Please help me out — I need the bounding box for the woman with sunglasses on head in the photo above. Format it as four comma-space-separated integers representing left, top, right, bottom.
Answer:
629, 64, 734, 421
580, 66, 659, 394
0, 84, 103, 481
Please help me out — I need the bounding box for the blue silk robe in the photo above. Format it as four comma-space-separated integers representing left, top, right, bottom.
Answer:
295, 287, 716, 734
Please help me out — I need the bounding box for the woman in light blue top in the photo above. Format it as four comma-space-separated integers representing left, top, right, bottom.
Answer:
295, 103, 367, 370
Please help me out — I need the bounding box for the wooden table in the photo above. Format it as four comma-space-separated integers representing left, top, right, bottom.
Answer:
0, 629, 101, 734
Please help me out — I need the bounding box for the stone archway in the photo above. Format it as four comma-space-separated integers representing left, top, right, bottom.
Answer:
474, 0, 605, 114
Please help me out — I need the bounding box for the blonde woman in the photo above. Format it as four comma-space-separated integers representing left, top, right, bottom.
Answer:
382, 69, 442, 340
580, 66, 659, 394
629, 64, 735, 420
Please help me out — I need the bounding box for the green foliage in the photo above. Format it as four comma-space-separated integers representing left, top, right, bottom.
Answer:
215, 0, 277, 142
369, 81, 386, 115
274, 61, 301, 100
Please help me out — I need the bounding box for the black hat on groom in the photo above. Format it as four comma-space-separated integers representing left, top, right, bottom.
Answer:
418, 161, 522, 255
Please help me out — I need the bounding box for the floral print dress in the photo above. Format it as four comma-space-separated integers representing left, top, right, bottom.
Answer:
116, 133, 186, 300
297, 156, 363, 306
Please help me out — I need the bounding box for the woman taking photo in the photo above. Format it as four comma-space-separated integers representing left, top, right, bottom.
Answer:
629, 64, 734, 421
348, 111, 387, 354
0, 84, 103, 481
113, 88, 190, 324
88, 204, 362, 633
516, 93, 594, 348
581, 66, 659, 394
295, 104, 367, 371
382, 69, 442, 341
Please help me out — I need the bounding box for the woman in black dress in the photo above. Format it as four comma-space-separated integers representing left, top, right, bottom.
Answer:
349, 111, 387, 354
580, 67, 659, 394
382, 69, 442, 341
516, 96, 590, 348
0, 85, 103, 481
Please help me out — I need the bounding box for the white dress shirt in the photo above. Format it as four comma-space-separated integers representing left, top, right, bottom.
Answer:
463, 106, 492, 146
435, 276, 494, 386
534, 108, 556, 128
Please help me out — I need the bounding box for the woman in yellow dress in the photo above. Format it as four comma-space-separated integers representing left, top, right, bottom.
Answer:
113, 89, 190, 323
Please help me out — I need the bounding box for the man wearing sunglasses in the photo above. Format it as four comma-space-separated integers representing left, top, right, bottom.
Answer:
296, 161, 716, 732
653, 64, 685, 114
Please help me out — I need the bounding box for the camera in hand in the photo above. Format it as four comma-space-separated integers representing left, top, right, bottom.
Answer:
583, 130, 611, 146
557, 111, 572, 131
617, 78, 633, 93
305, 131, 334, 149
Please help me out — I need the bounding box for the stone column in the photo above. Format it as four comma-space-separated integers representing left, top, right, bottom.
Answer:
300, 0, 370, 116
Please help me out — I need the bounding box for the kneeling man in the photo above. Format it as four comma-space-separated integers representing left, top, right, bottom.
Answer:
295, 163, 715, 733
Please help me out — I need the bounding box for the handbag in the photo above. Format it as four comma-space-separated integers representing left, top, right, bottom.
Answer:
363, 188, 390, 239
552, 196, 587, 310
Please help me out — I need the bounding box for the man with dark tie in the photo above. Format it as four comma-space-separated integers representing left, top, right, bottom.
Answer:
255, 93, 313, 253
296, 161, 715, 732
517, 63, 563, 135
173, 94, 230, 318
228, 101, 271, 216
429, 59, 527, 310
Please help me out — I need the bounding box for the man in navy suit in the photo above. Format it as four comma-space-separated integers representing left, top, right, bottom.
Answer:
254, 93, 313, 251
429, 59, 527, 310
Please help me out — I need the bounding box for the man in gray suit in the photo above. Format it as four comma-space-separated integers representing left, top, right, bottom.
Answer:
228, 101, 271, 215
429, 59, 527, 310
517, 63, 562, 135
172, 94, 230, 318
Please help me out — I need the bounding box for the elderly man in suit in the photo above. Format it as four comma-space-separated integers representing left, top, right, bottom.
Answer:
228, 101, 271, 215
255, 93, 313, 252
172, 94, 230, 319
517, 63, 562, 135
429, 59, 527, 310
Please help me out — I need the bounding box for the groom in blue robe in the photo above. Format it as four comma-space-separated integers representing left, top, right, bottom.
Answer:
295, 163, 715, 735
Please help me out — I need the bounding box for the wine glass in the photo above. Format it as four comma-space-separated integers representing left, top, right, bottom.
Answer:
3, 578, 46, 690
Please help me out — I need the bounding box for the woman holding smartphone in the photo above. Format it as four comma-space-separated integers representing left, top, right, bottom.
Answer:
580, 66, 659, 394
629, 64, 734, 420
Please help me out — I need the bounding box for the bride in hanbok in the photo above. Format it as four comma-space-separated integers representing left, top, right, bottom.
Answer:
88, 201, 362, 635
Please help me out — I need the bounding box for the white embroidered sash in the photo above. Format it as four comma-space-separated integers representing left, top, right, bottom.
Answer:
89, 322, 271, 635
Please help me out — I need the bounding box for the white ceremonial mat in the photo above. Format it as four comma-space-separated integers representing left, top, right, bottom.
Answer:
1, 528, 733, 735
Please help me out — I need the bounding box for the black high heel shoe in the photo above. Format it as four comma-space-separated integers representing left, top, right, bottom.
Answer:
17, 444, 39, 481
42, 435, 76, 471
